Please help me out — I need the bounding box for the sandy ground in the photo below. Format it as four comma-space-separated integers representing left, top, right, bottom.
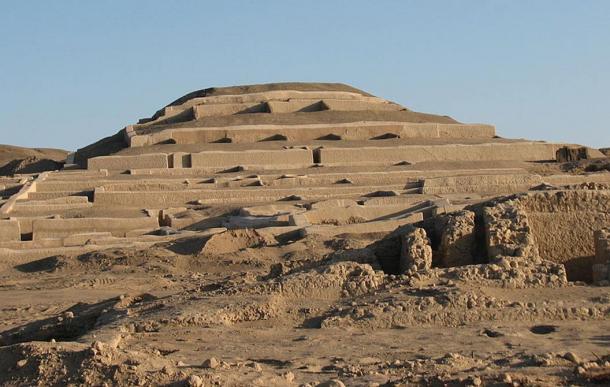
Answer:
0, 230, 608, 386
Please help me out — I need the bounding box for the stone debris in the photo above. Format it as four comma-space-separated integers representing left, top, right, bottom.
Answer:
186, 375, 204, 387
201, 357, 219, 369
438, 210, 476, 267
399, 226, 432, 273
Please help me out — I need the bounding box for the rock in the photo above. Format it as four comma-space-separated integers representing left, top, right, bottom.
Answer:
563, 352, 581, 364
502, 373, 512, 383
582, 361, 599, 370
161, 365, 174, 376
249, 179, 265, 187
156, 226, 178, 236
64, 311, 74, 319
186, 374, 204, 387
317, 380, 346, 387
281, 194, 303, 201
438, 210, 475, 267
16, 359, 27, 369
247, 361, 263, 372
283, 371, 295, 382
400, 226, 432, 273
91, 341, 105, 355
470, 376, 482, 386
202, 357, 219, 369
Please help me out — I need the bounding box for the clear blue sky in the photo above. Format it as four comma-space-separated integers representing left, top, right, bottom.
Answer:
1, 1, 609, 150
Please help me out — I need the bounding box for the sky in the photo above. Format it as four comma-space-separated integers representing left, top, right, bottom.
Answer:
1, 0, 609, 151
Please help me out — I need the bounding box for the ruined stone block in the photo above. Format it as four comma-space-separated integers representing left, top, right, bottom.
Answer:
555, 146, 590, 162
483, 199, 539, 261
400, 226, 432, 273
439, 210, 476, 267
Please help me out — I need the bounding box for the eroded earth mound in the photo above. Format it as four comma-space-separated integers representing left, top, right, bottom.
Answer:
0, 145, 67, 176
1, 83, 609, 386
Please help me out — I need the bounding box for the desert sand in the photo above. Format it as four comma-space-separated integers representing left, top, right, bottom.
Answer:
0, 83, 609, 386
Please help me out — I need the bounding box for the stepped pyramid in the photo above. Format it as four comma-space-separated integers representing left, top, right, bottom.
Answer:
0, 82, 605, 261
74, 82, 566, 169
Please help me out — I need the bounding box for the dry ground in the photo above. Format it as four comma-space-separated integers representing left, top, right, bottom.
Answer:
0, 230, 608, 386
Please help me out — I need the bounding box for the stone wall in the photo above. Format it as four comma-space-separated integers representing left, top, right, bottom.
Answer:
32, 217, 159, 240
193, 102, 269, 119
421, 174, 542, 194
321, 99, 403, 112
10, 201, 92, 217
520, 191, 610, 282
593, 229, 610, 284
302, 204, 425, 225
190, 149, 312, 168
595, 229, 610, 264
170, 90, 379, 108
438, 210, 476, 267
130, 122, 495, 147
318, 142, 560, 165
480, 190, 610, 282
303, 213, 423, 238
0, 220, 21, 241
35, 180, 104, 192
482, 195, 540, 261
87, 149, 313, 171
93, 184, 407, 207
170, 152, 191, 168
267, 100, 326, 113
88, 154, 169, 170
